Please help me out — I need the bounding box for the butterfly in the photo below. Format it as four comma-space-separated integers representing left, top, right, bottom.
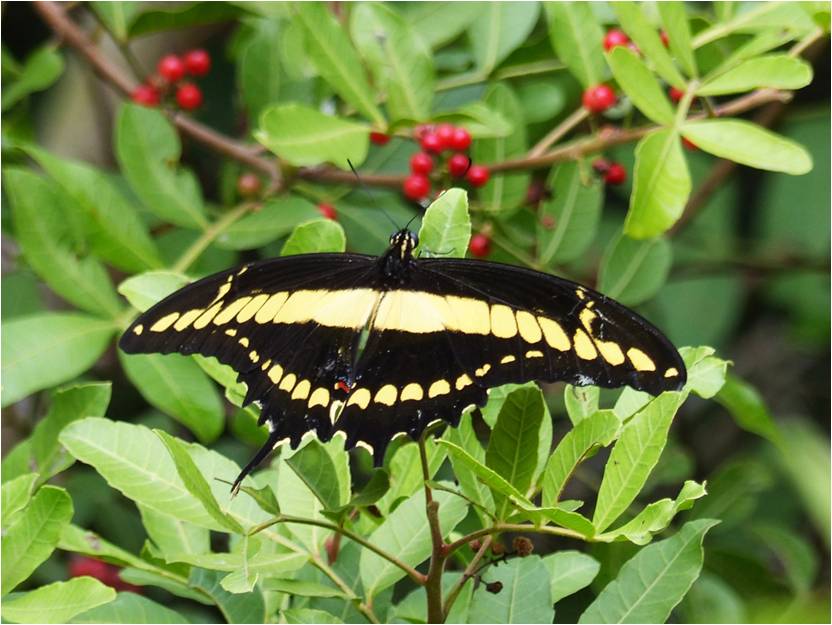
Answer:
120, 228, 685, 493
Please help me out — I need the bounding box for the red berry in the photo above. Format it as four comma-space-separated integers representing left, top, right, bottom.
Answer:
447, 153, 470, 178
410, 152, 434, 175
660, 31, 670, 47
131, 84, 159, 107
582, 84, 616, 113
435, 123, 455, 149
604, 162, 627, 185
403, 174, 430, 200
469, 233, 491, 258
450, 127, 472, 151
603, 29, 630, 51
669, 87, 684, 102
157, 54, 186, 83
370, 131, 391, 145
317, 202, 337, 220
420, 133, 443, 154
175, 83, 203, 110
237, 172, 261, 198
183, 49, 211, 77
466, 165, 490, 187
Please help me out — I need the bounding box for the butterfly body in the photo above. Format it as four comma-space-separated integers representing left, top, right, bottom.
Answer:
120, 229, 685, 491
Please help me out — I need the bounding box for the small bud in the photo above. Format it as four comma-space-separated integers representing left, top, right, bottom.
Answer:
490, 541, 505, 556
485, 581, 503, 594
469, 539, 482, 552
512, 536, 534, 557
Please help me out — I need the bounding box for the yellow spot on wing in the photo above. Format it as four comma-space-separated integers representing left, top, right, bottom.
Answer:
664, 367, 679, 378
475, 364, 492, 377
275, 290, 324, 324
255, 292, 289, 323
500, 355, 517, 364
317, 289, 378, 329
261, 359, 271, 370
194, 302, 223, 329
173, 308, 202, 331
526, 350, 544, 358
375, 291, 448, 333
291, 379, 311, 400
455, 374, 473, 390
516, 311, 542, 343
212, 281, 231, 304
538, 317, 570, 351
490, 304, 517, 339
308, 387, 330, 408
401, 383, 423, 401
249, 350, 259, 363
573, 329, 598, 360
628, 347, 656, 371
428, 380, 450, 398
268, 365, 283, 384
374, 384, 397, 406
214, 297, 252, 325
579, 307, 597, 331
133, 324, 143, 335
238, 337, 250, 348
576, 288, 585, 300
279, 373, 297, 392
236, 293, 270, 323
446, 296, 490, 335
347, 388, 371, 409
224, 328, 237, 337
597, 341, 625, 366
150, 312, 179, 332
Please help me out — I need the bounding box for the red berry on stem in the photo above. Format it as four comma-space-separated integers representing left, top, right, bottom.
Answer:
317, 202, 337, 220
660, 31, 670, 47
370, 131, 391, 145
582, 84, 616, 113
420, 132, 443, 154
131, 84, 159, 107
410, 152, 434, 175
604, 162, 627, 185
447, 153, 470, 178
158, 54, 186, 83
669, 87, 684, 102
403, 174, 430, 200
435, 123, 455, 149
603, 28, 629, 51
183, 49, 211, 76
469, 233, 491, 258
176, 83, 203, 110
466, 164, 490, 187
237, 172, 261, 198
450, 127, 472, 151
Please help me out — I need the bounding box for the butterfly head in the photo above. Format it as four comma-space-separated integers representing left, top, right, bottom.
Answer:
390, 229, 418, 261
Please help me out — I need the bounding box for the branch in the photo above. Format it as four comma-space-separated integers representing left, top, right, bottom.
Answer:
420, 433, 447, 625
445, 523, 588, 557
442, 536, 492, 619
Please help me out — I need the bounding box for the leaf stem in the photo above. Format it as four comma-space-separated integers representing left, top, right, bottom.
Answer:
442, 535, 492, 619
249, 514, 426, 586
310, 554, 381, 624
171, 202, 254, 273
445, 523, 588, 557
527, 106, 590, 158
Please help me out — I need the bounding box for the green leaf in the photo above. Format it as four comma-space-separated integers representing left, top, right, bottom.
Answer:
437, 440, 529, 505
285, 438, 347, 511
698, 54, 812, 96
537, 161, 603, 265
467, 556, 554, 624
24, 148, 163, 273
1, 473, 39, 529
128, 2, 247, 37
624, 129, 691, 239
166, 543, 306, 577
359, 486, 467, 598
282, 608, 344, 624
1, 485, 73, 594
281, 218, 346, 255
658, 2, 698, 78
89, 2, 142, 42
417, 188, 470, 258
543, 550, 600, 603
597, 480, 708, 545
400, 2, 481, 49
138, 505, 210, 558
376, 439, 446, 513
468, 2, 540, 76
116, 103, 207, 229
564, 384, 600, 426
189, 568, 266, 624
593, 392, 685, 532
715, 374, 782, 444
579, 519, 719, 623
346, 468, 389, 508
509, 503, 595, 537
680, 346, 728, 399
256, 104, 369, 170
613, 2, 685, 88
217, 196, 320, 250
156, 430, 244, 533
486, 385, 546, 505
5, 168, 122, 317
471, 83, 530, 214
120, 353, 224, 444
117, 271, 189, 312
541, 410, 621, 507
680, 573, 746, 624
681, 119, 812, 174
59, 524, 154, 572
598, 233, 672, 306
294, 2, 384, 126
443, 413, 495, 521
70, 592, 188, 624
606, 47, 675, 125
31, 383, 112, 481
1, 45, 63, 111
351, 4, 434, 122
239, 17, 282, 121
692, 3, 816, 48
432, 102, 513, 138
1, 313, 115, 408
2, 578, 115, 623
545, 2, 606, 87
262, 579, 346, 598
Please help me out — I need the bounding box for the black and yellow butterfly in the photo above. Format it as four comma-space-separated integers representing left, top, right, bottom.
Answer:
120, 229, 685, 492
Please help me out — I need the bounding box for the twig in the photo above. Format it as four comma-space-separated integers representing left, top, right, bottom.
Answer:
442, 536, 493, 619
527, 107, 589, 158
172, 202, 254, 273
445, 523, 588, 557
310, 555, 381, 624
420, 433, 447, 624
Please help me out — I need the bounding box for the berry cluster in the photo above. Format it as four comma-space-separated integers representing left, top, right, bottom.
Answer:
131, 49, 211, 111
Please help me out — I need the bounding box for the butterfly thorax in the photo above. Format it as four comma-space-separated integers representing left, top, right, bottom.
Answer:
378, 229, 418, 286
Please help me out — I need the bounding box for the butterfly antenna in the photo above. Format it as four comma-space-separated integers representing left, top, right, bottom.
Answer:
347, 159, 400, 231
